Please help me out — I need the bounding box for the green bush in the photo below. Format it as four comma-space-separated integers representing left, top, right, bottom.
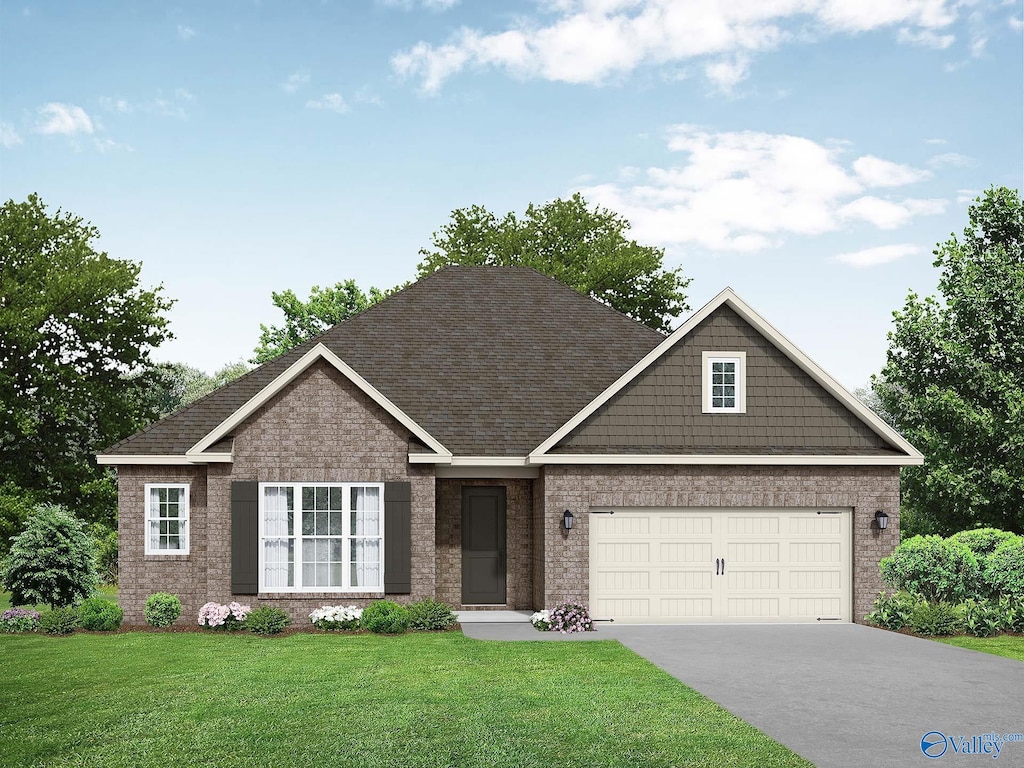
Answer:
361, 600, 410, 634
407, 598, 457, 631
88, 522, 118, 585
879, 535, 980, 603
959, 599, 1009, 638
0, 504, 98, 607
245, 606, 291, 635
864, 591, 918, 631
983, 537, 1024, 601
948, 528, 1018, 557
39, 606, 79, 636
78, 597, 123, 631
907, 601, 962, 636
145, 592, 182, 628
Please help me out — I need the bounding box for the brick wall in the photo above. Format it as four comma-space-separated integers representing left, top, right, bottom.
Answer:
117, 360, 436, 625
435, 478, 534, 610
539, 464, 900, 624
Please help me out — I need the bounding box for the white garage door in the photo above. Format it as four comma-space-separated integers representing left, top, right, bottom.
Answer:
589, 508, 850, 623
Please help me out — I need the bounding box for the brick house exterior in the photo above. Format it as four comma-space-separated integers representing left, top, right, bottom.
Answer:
100, 267, 921, 626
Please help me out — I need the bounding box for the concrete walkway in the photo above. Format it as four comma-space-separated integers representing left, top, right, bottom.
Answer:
461, 622, 1024, 767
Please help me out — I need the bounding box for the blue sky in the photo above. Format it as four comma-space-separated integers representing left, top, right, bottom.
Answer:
1, 0, 1021, 390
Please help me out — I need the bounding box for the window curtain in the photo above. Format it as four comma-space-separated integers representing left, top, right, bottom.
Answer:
263, 487, 293, 588
351, 487, 381, 588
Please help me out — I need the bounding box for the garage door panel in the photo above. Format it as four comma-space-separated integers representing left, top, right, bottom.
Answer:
726, 541, 780, 563
659, 542, 712, 563
789, 569, 842, 590
590, 508, 850, 624
660, 570, 713, 591
597, 542, 650, 563
789, 542, 841, 564
726, 516, 780, 535
727, 569, 780, 591
594, 570, 650, 591
661, 516, 712, 535
727, 597, 780, 618
661, 598, 713, 618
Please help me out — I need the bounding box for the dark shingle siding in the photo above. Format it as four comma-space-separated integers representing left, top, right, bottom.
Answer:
556, 305, 895, 455
103, 267, 664, 457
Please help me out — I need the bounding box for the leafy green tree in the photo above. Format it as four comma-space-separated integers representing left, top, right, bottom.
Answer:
875, 186, 1023, 535
0, 194, 174, 525
251, 280, 390, 363
1, 504, 98, 608
152, 360, 251, 415
417, 193, 691, 332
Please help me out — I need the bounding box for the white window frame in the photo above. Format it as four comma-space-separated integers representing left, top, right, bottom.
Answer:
257, 482, 385, 594
144, 483, 190, 555
702, 351, 747, 414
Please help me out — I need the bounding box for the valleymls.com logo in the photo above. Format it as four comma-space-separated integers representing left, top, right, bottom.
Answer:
921, 731, 1024, 759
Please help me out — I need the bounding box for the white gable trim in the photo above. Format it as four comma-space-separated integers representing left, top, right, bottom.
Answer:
529, 287, 923, 461
531, 453, 922, 466
186, 343, 451, 460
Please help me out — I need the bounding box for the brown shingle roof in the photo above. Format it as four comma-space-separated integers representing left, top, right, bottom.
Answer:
103, 267, 665, 457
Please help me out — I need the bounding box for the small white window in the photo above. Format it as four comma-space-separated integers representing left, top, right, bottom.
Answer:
702, 352, 746, 414
145, 484, 190, 555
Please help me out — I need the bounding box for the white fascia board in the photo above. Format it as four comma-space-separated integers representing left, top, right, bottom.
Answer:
531, 454, 924, 466
97, 452, 234, 465
189, 343, 452, 458
529, 287, 923, 461
407, 455, 531, 467
436, 465, 540, 479
96, 454, 195, 465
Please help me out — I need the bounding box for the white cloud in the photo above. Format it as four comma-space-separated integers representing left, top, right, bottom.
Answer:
282, 70, 311, 93
839, 195, 946, 229
928, 151, 972, 167
177, 24, 196, 41
1, 122, 22, 148
574, 126, 947, 253
99, 96, 132, 113
37, 103, 94, 135
897, 27, 956, 47
957, 188, 980, 204
379, 0, 459, 10
853, 155, 930, 186
353, 86, 383, 106
832, 243, 924, 267
1010, 15, 1023, 31
305, 93, 349, 113
99, 90, 193, 119
93, 138, 133, 153
924, 137, 947, 144
392, 0, 964, 93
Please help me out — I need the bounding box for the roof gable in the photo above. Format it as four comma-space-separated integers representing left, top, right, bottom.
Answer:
530, 288, 923, 464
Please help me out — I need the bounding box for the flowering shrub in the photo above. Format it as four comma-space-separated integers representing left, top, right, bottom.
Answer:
198, 601, 250, 630
1, 608, 41, 633
530, 609, 551, 631
310, 605, 363, 631
548, 602, 593, 633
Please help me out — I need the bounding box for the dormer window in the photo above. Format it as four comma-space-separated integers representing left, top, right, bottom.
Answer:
703, 352, 746, 414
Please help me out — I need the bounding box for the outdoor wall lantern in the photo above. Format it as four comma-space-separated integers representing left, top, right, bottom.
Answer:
874, 510, 889, 531
563, 509, 575, 531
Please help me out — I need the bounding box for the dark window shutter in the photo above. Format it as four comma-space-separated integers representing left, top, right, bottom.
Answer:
231, 481, 259, 595
384, 481, 412, 594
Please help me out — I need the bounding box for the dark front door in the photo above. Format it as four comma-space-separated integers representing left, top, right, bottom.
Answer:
461, 486, 506, 605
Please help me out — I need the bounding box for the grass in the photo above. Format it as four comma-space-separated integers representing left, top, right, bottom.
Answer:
0, 632, 811, 768
935, 634, 1024, 661
0, 586, 118, 612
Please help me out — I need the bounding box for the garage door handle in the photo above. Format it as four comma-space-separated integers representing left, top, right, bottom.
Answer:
721, 558, 725, 574
715, 558, 720, 575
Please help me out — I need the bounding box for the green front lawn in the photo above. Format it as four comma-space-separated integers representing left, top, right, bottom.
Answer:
0, 586, 118, 612
0, 632, 810, 768
935, 634, 1024, 661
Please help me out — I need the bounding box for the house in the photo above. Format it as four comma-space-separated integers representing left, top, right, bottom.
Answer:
98, 266, 922, 626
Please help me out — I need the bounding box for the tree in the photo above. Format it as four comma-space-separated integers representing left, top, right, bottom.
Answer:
151, 360, 251, 416
0, 504, 98, 607
251, 280, 390, 363
875, 186, 1023, 535
417, 193, 691, 332
0, 194, 174, 525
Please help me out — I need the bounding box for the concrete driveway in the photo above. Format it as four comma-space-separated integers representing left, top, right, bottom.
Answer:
463, 622, 1024, 766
